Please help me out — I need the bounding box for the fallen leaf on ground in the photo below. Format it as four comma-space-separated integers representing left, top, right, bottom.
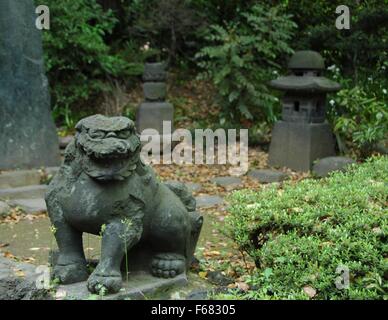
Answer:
55, 289, 67, 300
3, 251, 15, 259
303, 286, 317, 298
13, 269, 25, 278
236, 282, 250, 292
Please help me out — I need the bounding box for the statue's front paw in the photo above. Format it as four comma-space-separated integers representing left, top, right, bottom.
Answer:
53, 263, 88, 284
87, 270, 122, 294
151, 253, 186, 278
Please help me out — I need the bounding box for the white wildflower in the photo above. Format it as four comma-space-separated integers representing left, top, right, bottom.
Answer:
141, 42, 150, 51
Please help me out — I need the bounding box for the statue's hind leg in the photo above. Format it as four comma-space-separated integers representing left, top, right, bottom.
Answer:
149, 211, 190, 278
186, 212, 204, 267
151, 212, 203, 277
151, 253, 186, 278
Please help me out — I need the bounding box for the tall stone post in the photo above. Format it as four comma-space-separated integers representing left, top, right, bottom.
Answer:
135, 62, 175, 155
0, 0, 60, 170
136, 62, 174, 134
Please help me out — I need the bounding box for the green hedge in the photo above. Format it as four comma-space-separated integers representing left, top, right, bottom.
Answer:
225, 156, 388, 299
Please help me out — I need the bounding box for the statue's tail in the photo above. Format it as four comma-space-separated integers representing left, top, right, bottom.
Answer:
164, 181, 196, 212
164, 181, 203, 267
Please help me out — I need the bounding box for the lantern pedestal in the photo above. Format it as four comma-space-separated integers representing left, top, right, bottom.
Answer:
269, 121, 335, 172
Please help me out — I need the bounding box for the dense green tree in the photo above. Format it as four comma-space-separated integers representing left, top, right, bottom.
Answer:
196, 4, 296, 125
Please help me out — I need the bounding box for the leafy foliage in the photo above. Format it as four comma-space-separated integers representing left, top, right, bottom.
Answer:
328, 86, 388, 158
42, 0, 143, 128
121, 0, 206, 65
225, 157, 388, 299
271, 0, 388, 79
196, 4, 296, 125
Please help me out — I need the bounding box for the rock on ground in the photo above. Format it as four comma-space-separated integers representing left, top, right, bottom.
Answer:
185, 182, 202, 193
248, 169, 288, 183
312, 156, 356, 177
0, 254, 51, 300
195, 195, 224, 208
210, 177, 242, 190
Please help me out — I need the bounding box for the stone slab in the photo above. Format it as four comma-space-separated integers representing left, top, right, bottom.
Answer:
0, 185, 47, 200
248, 169, 288, 183
185, 182, 202, 193
0, 168, 59, 189
268, 121, 335, 171
211, 176, 242, 190
143, 63, 167, 82
57, 272, 188, 300
0, 170, 41, 189
312, 156, 356, 177
164, 181, 202, 193
10, 198, 47, 214
136, 102, 174, 134
143, 82, 167, 101
0, 0, 60, 170
45, 167, 60, 177
195, 195, 223, 208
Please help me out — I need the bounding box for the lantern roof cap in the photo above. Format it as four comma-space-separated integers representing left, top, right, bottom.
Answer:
270, 75, 341, 93
288, 50, 325, 70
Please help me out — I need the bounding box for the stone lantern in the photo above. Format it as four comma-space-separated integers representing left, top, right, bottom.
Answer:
268, 50, 340, 171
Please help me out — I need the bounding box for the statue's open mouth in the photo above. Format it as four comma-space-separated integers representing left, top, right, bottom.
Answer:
78, 136, 141, 181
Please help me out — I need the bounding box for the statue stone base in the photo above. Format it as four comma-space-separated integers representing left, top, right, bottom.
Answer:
56, 272, 188, 300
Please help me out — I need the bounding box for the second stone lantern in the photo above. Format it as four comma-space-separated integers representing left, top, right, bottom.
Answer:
268, 50, 341, 171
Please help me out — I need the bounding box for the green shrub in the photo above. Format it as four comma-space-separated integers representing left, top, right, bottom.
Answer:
225, 156, 388, 299
196, 4, 296, 125
328, 86, 388, 158
42, 0, 143, 128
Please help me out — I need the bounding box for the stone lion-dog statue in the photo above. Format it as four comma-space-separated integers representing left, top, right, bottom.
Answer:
46, 115, 203, 293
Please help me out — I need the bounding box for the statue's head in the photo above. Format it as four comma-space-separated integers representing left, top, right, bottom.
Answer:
74, 115, 141, 181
